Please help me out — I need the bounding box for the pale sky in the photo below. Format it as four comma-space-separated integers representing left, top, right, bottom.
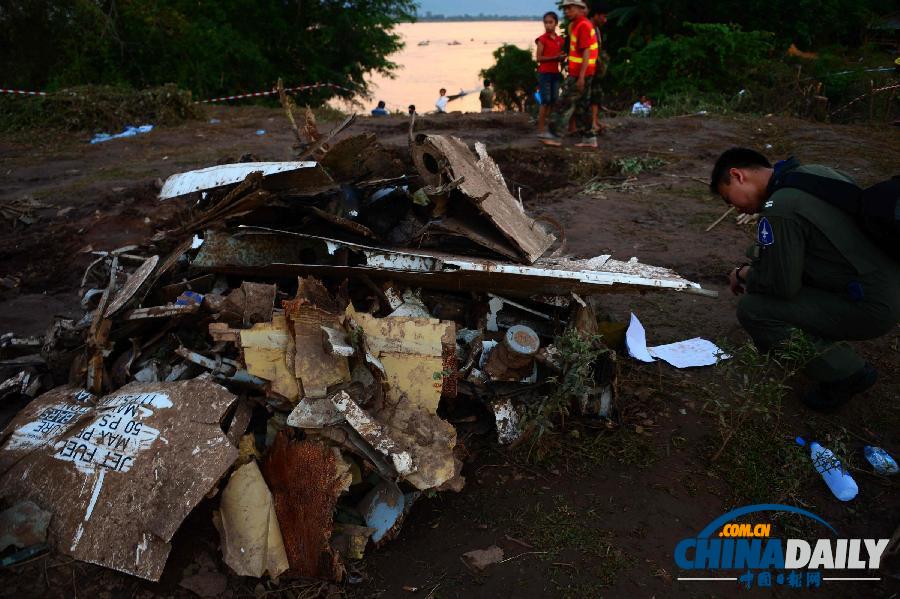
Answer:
416, 1, 548, 16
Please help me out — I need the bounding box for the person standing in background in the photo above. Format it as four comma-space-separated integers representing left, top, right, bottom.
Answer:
479, 80, 495, 113
588, 2, 610, 136
535, 11, 564, 139
543, 0, 599, 148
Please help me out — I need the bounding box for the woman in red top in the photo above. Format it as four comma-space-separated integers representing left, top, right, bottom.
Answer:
535, 11, 564, 138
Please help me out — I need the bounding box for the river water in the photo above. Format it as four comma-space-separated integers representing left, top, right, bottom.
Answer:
334, 21, 544, 115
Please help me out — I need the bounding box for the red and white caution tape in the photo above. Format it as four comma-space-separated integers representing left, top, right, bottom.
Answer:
2, 83, 354, 103
198, 83, 356, 104
1, 88, 47, 97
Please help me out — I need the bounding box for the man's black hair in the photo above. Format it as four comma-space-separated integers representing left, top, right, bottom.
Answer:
377, 100, 386, 108
483, 79, 491, 87
709, 147, 772, 194
543, 11, 559, 22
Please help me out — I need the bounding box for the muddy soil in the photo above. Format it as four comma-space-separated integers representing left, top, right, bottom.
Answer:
0, 107, 897, 598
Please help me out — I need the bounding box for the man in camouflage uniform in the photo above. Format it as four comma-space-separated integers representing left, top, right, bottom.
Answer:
542, 0, 599, 148
711, 147, 900, 410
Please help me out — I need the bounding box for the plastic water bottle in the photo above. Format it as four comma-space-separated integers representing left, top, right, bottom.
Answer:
864, 446, 898, 475
796, 437, 858, 501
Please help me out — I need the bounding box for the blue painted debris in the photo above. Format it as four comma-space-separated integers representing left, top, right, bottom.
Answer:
90, 124, 154, 144
176, 291, 204, 306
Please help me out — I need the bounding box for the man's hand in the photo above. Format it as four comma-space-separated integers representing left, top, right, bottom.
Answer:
577, 77, 585, 92
729, 265, 749, 296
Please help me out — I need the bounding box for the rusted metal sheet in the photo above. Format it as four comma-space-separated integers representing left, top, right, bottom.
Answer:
105, 255, 159, 317
260, 434, 343, 580
192, 228, 716, 298
159, 162, 334, 200
0, 377, 238, 581
412, 135, 555, 264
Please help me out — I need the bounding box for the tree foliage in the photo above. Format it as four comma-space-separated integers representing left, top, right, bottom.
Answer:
0, 0, 417, 99
479, 44, 537, 111
614, 23, 776, 97
599, 0, 897, 50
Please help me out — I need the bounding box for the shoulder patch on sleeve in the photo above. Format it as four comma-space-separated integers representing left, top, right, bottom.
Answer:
757, 217, 775, 246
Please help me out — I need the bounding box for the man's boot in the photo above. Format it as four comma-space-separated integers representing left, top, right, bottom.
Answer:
802, 363, 878, 410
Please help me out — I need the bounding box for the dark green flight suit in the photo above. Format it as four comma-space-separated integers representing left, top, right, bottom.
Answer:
738, 164, 900, 382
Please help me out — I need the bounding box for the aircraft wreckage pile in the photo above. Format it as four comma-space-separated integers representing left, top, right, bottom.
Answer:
0, 129, 713, 581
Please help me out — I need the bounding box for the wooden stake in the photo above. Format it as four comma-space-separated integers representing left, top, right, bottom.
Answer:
706, 206, 735, 232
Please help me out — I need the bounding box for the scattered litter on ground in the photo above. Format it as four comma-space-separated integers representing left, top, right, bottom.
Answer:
864, 446, 898, 476
0, 121, 716, 584
90, 124, 154, 144
462, 545, 504, 571
625, 313, 729, 368
0, 500, 51, 552
797, 437, 859, 502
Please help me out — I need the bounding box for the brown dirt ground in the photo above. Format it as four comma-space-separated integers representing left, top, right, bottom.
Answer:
0, 107, 897, 598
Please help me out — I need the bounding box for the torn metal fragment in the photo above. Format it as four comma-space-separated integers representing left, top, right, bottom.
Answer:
412, 135, 555, 264
260, 434, 344, 581
159, 162, 334, 200
283, 279, 351, 399
331, 391, 463, 491
239, 315, 300, 401
104, 255, 159, 317
214, 461, 290, 578
192, 228, 714, 299
493, 399, 523, 445
224, 282, 276, 326
331, 523, 376, 560
357, 480, 405, 544
331, 391, 413, 477
321, 326, 355, 357
0, 377, 238, 581
286, 396, 343, 429
347, 306, 456, 412
120, 304, 200, 321
0, 500, 52, 551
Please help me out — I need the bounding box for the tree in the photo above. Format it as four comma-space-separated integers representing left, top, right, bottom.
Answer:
480, 44, 536, 111
0, 0, 417, 100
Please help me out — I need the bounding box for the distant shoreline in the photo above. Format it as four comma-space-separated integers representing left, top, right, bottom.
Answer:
416, 16, 542, 22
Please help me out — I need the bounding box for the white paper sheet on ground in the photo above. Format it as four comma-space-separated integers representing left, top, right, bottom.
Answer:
625, 313, 655, 363
626, 313, 729, 368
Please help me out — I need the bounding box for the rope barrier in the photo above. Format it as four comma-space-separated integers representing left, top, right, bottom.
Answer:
197, 83, 356, 104
0, 88, 47, 97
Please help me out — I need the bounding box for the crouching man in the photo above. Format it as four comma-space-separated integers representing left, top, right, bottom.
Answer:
710, 148, 900, 409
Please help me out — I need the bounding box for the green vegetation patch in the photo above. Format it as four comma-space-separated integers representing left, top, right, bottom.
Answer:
0, 84, 204, 133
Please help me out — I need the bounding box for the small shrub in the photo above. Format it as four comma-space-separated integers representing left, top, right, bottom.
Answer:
480, 44, 537, 111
